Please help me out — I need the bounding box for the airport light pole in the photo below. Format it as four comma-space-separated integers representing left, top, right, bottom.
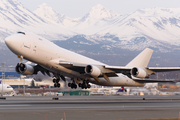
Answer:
20, 75, 26, 96
23, 76, 25, 96
156, 64, 159, 79
1, 62, 5, 97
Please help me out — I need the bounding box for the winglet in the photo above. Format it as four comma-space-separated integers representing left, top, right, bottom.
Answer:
126, 48, 153, 67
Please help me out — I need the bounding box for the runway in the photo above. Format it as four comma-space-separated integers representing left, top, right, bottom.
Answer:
0, 96, 180, 120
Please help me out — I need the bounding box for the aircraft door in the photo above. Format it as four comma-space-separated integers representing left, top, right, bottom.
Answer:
33, 42, 37, 53
22, 41, 31, 51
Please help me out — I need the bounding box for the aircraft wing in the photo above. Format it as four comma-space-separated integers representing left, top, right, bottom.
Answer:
59, 61, 180, 75
105, 66, 180, 73
58, 61, 180, 83
59, 61, 132, 73
33, 65, 51, 76
59, 61, 133, 79
148, 67, 180, 72
103, 66, 180, 79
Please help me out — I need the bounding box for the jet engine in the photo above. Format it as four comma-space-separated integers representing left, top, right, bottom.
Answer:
15, 63, 34, 75
85, 65, 102, 77
131, 67, 148, 78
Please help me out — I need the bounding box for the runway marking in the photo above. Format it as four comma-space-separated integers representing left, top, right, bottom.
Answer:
0, 105, 30, 107
1, 105, 179, 109
0, 105, 180, 111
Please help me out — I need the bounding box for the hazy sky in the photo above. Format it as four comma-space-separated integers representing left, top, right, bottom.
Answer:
18, 0, 180, 18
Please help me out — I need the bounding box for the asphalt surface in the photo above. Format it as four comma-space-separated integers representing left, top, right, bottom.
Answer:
0, 95, 180, 120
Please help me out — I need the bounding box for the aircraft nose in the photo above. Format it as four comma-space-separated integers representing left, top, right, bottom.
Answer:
10, 88, 13, 91
5, 36, 13, 47
5, 33, 24, 55
4, 34, 20, 53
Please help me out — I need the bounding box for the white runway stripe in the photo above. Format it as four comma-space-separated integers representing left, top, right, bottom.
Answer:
0, 105, 30, 107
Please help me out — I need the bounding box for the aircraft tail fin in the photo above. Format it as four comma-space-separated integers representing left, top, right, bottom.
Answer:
126, 48, 153, 67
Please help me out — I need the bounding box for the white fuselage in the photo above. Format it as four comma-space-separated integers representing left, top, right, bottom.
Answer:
0, 84, 14, 93
5, 32, 144, 87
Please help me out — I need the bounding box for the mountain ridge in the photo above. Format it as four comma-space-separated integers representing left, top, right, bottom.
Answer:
1, 0, 180, 67
0, 0, 180, 52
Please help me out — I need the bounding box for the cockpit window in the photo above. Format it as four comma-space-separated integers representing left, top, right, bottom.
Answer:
7, 86, 11, 88
17, 31, 25, 35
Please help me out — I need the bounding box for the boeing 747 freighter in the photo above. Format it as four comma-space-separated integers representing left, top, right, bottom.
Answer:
5, 31, 180, 89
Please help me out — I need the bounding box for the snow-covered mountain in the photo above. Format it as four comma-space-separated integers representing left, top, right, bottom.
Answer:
34, 3, 64, 24
1, 0, 180, 66
0, 0, 74, 42
33, 3, 180, 51
1, 0, 180, 52
72, 4, 120, 33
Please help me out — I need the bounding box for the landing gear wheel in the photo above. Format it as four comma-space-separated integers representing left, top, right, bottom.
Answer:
53, 79, 56, 83
68, 82, 77, 89
70, 83, 77, 89
81, 84, 86, 89
57, 83, 60, 88
53, 77, 61, 88
68, 83, 71, 87
74, 84, 77, 89
71, 84, 74, 89
56, 79, 60, 83
78, 83, 82, 87
87, 84, 91, 88
80, 80, 91, 89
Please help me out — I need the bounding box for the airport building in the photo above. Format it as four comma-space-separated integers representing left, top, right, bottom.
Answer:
0, 72, 20, 78
0, 78, 65, 88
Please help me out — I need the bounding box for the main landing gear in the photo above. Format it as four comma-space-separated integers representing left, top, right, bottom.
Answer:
68, 78, 77, 89
68, 80, 91, 89
52, 74, 67, 88
78, 80, 91, 89
68, 82, 77, 89
53, 78, 61, 88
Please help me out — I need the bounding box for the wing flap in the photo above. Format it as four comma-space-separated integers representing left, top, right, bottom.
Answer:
104, 66, 132, 73
59, 60, 86, 73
